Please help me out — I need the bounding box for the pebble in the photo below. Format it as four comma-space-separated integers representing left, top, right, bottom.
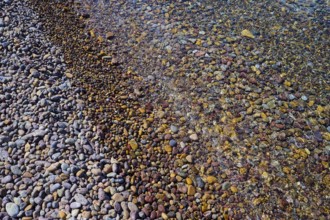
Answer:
71, 209, 79, 217
1, 175, 12, 184
33, 129, 47, 137
98, 189, 106, 201
170, 125, 178, 133
112, 193, 124, 202
58, 211, 66, 219
195, 176, 205, 188
206, 176, 217, 184
222, 182, 231, 190
187, 185, 196, 196
169, 139, 177, 147
161, 213, 169, 220
70, 202, 81, 209
128, 202, 138, 212
74, 194, 88, 205
65, 138, 75, 145
50, 183, 61, 193
11, 165, 22, 175
5, 203, 19, 217
0, 0, 327, 219
15, 139, 26, 147
186, 155, 193, 163
189, 134, 198, 141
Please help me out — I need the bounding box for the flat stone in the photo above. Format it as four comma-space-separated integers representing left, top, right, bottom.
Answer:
46, 163, 59, 172
98, 189, 106, 201
128, 202, 138, 212
186, 155, 193, 163
91, 168, 102, 175
71, 209, 79, 217
187, 185, 196, 196
1, 175, 12, 184
112, 193, 124, 202
206, 176, 217, 184
15, 139, 26, 147
70, 202, 81, 209
11, 165, 22, 175
50, 183, 61, 193
65, 138, 75, 145
0, 135, 9, 143
241, 29, 255, 38
74, 194, 88, 205
33, 129, 47, 137
0, 148, 9, 160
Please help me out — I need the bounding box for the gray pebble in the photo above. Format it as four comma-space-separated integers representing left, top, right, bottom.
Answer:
170, 125, 178, 133
70, 202, 81, 209
8, 141, 16, 148
65, 138, 75, 145
50, 183, 61, 193
33, 129, 47, 137
128, 202, 138, 212
169, 139, 177, 147
11, 165, 22, 175
288, 94, 296, 100
1, 175, 12, 184
15, 139, 26, 147
74, 193, 88, 205
5, 203, 19, 217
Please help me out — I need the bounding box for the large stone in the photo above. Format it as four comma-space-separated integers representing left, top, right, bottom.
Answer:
6, 202, 19, 217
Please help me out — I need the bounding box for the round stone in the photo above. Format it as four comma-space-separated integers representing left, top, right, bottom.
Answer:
6, 202, 19, 217
170, 125, 178, 133
169, 139, 177, 147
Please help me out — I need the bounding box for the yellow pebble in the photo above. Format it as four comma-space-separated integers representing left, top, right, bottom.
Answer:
59, 211, 66, 219
241, 29, 255, 38
283, 167, 290, 174
284, 80, 291, 87
196, 39, 202, 46
128, 139, 138, 151
230, 186, 238, 193
206, 176, 217, 184
186, 177, 193, 185
164, 145, 172, 153
161, 213, 168, 220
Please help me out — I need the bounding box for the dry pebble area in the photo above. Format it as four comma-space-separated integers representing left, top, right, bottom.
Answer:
1, 0, 330, 219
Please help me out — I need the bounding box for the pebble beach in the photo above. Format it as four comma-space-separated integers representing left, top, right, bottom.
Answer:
0, 0, 329, 219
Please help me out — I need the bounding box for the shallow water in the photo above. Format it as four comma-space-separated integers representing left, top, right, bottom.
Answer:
67, 0, 330, 218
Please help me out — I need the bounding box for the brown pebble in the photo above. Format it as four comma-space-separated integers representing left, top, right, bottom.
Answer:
187, 185, 196, 196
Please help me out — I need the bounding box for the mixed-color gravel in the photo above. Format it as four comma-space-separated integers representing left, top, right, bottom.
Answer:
1, 0, 329, 219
